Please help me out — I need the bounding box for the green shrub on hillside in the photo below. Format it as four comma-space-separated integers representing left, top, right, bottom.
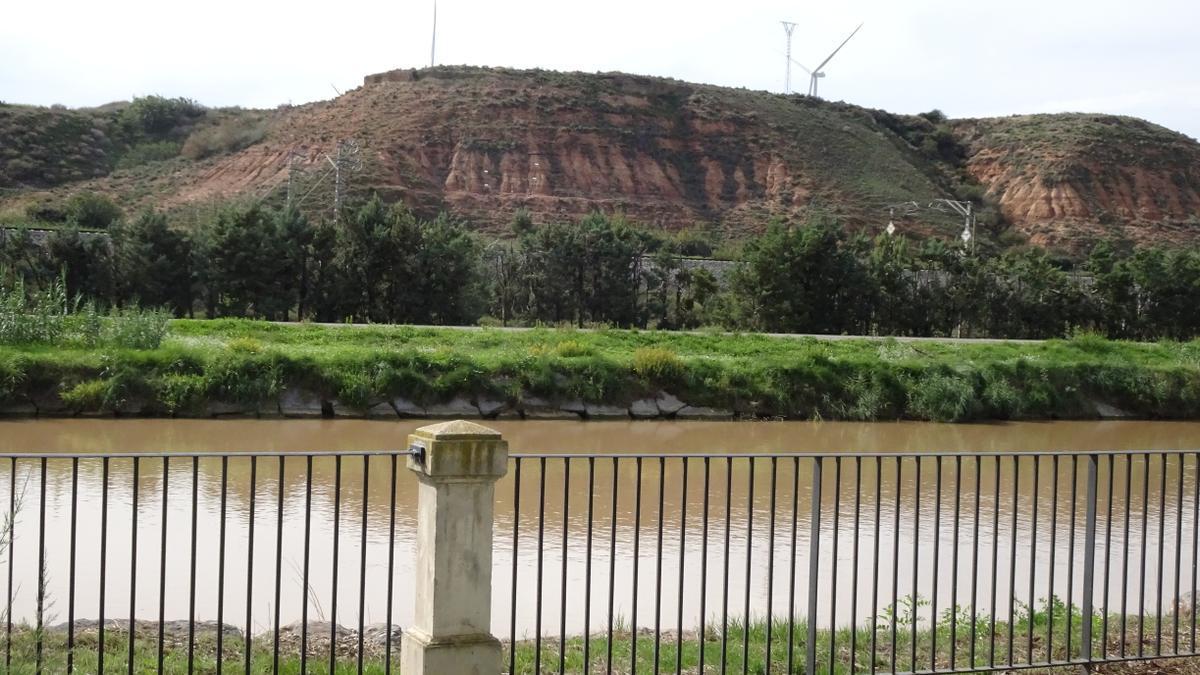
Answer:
121, 95, 205, 136
64, 191, 122, 229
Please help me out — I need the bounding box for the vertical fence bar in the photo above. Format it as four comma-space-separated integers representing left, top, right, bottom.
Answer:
1102, 454, 1114, 661
912, 457, 921, 672
721, 457, 732, 674
830, 457, 841, 674
535, 457, 548, 675
1007, 456, 1018, 668
129, 456, 140, 675
787, 454, 796, 672
68, 458, 78, 674
1139, 454, 1149, 657
631, 456, 641, 675
1157, 453, 1167, 656
509, 458, 521, 675
871, 457, 881, 674
1174, 455, 1184, 654
931, 456, 942, 672
742, 458, 755, 675
329, 455, 341, 674
1067, 455, 1078, 660
1027, 456, 1039, 665
950, 456, 960, 670
386, 453, 398, 674
1081, 453, 1098, 666
676, 458, 688, 675
5, 457, 13, 672
988, 456, 1000, 666
787, 456, 800, 675
245, 456, 257, 675
188, 457, 199, 674
357, 456, 370, 675
275, 457, 286, 675
301, 455, 312, 675
99, 457, 109, 674
891, 457, 901, 674
607, 457, 618, 674
1121, 454, 1131, 659
699, 458, 711, 675
654, 458, 664, 675
35, 457, 45, 675
585, 457, 596, 674
1047, 455, 1058, 662
969, 457, 981, 669
807, 457, 823, 675
562, 458, 572, 675
850, 458, 862, 675
1192, 452, 1199, 653
217, 456, 228, 674
157, 457, 169, 674
765, 457, 777, 675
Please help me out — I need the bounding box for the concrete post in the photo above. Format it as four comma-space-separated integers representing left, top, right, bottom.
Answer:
401, 420, 508, 675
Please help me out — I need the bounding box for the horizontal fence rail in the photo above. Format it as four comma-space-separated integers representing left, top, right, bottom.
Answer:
0, 447, 1199, 673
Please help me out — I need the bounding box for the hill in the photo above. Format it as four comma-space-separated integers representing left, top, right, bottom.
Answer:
2, 66, 1198, 251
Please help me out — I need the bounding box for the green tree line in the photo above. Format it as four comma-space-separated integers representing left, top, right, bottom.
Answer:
2, 195, 1199, 340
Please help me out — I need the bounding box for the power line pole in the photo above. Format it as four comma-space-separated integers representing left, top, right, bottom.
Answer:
781, 21, 798, 94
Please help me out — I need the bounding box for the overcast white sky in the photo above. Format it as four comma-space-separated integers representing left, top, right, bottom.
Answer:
2, 0, 1198, 139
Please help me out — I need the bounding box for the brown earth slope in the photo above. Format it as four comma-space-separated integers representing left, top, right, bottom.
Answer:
3, 67, 1198, 251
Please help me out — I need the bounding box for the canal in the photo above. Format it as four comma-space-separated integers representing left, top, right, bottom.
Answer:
2, 418, 1200, 639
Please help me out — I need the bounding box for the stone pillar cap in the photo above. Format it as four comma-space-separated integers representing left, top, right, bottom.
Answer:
408, 419, 508, 479
411, 419, 503, 441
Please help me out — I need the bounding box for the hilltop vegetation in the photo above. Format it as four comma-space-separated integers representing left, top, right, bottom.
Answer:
1, 67, 1197, 251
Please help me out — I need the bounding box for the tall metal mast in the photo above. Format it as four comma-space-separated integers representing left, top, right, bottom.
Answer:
781, 21, 798, 94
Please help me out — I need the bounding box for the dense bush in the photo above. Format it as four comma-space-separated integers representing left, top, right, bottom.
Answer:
64, 191, 122, 229
121, 96, 205, 136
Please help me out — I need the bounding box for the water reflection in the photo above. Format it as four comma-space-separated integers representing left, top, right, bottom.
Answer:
1, 419, 1199, 638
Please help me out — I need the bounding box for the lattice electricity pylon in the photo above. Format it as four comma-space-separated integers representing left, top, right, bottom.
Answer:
324, 139, 363, 223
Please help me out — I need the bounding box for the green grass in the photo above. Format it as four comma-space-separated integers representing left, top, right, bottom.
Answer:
0, 318, 1199, 421
1, 599, 1195, 673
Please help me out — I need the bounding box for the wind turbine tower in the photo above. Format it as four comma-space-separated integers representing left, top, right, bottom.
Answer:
807, 23, 863, 98
430, 0, 438, 67
781, 21, 798, 94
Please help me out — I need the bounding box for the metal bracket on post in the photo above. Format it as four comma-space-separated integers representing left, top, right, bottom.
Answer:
1081, 453, 1099, 665
406, 441, 426, 466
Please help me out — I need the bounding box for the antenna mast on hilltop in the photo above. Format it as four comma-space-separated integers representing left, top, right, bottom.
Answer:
781, 21, 798, 94
430, 0, 438, 67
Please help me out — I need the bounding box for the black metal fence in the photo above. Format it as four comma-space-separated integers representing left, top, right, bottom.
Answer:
1, 449, 1199, 674
0, 451, 404, 674
501, 451, 1200, 674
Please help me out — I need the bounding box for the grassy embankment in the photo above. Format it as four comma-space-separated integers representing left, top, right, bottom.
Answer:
1, 599, 1194, 673
2, 319, 1200, 421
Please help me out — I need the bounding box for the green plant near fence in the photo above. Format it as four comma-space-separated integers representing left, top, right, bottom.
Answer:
0, 277, 169, 349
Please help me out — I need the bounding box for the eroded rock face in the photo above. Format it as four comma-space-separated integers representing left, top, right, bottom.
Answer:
954, 114, 1200, 250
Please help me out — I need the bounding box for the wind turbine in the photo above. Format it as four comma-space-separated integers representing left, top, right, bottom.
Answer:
793, 23, 864, 99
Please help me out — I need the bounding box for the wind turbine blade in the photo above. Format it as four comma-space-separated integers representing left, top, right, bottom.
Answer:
790, 57, 814, 76
814, 22, 863, 73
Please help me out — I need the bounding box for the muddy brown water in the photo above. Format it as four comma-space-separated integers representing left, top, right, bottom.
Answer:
2, 418, 1200, 640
